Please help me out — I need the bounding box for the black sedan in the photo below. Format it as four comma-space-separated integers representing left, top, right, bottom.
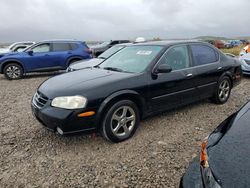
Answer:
181, 100, 250, 188
31, 41, 242, 142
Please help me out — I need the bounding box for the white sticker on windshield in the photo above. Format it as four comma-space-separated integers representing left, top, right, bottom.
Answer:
136, 51, 152, 55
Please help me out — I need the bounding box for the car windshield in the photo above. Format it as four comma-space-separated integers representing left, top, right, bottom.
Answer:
98, 45, 125, 59
99, 45, 163, 73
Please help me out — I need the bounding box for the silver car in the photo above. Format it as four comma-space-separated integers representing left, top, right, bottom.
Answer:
239, 53, 250, 75
66, 43, 131, 72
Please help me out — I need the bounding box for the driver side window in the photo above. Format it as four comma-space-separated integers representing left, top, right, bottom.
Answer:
32, 43, 50, 53
159, 45, 190, 71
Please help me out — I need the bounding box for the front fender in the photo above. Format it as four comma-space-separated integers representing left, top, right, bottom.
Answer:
95, 90, 146, 128
0, 58, 26, 73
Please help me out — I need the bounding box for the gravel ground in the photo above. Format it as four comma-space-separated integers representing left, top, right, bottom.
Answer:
0, 73, 250, 188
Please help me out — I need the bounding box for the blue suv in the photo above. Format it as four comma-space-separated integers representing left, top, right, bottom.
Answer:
0, 40, 92, 79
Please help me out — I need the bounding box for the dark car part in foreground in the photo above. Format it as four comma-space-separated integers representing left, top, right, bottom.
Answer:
31, 41, 242, 143
0, 40, 92, 80
67, 43, 130, 72
181, 100, 250, 188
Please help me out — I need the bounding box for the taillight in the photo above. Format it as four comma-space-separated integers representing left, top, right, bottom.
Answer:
85, 48, 92, 54
200, 139, 209, 168
235, 67, 242, 81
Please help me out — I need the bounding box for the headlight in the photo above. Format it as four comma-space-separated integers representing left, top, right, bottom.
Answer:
51, 96, 87, 109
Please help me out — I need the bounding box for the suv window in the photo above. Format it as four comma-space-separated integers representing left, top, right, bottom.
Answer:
191, 44, 219, 66
158, 45, 190, 71
32, 43, 50, 53
69, 43, 79, 50
53, 43, 71, 52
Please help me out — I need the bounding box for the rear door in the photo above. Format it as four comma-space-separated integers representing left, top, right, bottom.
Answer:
189, 44, 223, 99
50, 42, 72, 68
148, 44, 197, 112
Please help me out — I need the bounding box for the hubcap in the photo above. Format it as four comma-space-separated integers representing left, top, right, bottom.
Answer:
218, 80, 230, 101
6, 66, 21, 78
111, 106, 136, 138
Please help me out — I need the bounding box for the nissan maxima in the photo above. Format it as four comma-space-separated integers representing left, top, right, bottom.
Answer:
180, 100, 250, 188
31, 41, 242, 142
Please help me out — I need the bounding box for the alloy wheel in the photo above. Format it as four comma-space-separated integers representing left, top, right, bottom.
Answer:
110, 106, 136, 139
6, 65, 21, 79
218, 80, 230, 101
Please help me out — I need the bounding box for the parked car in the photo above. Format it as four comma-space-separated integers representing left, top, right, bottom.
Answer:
92, 40, 130, 57
31, 41, 242, 143
223, 40, 233, 49
0, 41, 35, 54
0, 40, 92, 79
67, 43, 130, 72
180, 100, 250, 188
214, 40, 225, 49
239, 53, 250, 75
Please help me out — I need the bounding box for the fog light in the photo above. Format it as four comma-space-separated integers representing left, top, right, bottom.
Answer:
57, 127, 63, 135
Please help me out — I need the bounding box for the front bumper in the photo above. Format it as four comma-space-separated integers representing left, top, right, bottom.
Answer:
242, 69, 250, 75
31, 102, 97, 135
180, 157, 203, 188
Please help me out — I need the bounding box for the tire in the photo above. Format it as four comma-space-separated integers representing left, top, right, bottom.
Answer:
212, 76, 232, 104
101, 100, 140, 143
3, 63, 23, 80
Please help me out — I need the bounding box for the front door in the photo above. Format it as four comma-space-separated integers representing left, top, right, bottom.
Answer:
24, 43, 57, 71
148, 45, 197, 113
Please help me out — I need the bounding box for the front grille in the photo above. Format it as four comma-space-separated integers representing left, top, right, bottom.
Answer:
244, 59, 250, 65
33, 91, 48, 109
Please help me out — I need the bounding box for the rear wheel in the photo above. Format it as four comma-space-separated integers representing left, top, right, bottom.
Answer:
3, 63, 23, 80
101, 100, 140, 143
212, 76, 232, 104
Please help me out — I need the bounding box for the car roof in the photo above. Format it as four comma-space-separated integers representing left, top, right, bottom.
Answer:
131, 40, 204, 47
41, 39, 84, 43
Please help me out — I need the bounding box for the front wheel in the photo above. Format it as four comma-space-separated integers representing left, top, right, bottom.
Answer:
3, 63, 23, 80
101, 100, 140, 143
212, 76, 232, 104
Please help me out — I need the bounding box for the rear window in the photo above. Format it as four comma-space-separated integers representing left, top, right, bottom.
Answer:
191, 44, 219, 66
52, 43, 71, 52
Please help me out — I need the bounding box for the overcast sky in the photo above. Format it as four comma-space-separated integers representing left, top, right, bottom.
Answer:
0, 0, 249, 42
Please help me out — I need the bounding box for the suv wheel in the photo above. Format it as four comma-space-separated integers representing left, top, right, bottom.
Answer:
101, 100, 140, 143
3, 63, 23, 80
212, 76, 232, 104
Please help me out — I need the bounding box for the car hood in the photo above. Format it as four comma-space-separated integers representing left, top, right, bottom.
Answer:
0, 52, 24, 58
208, 101, 250, 187
38, 68, 139, 99
69, 58, 104, 70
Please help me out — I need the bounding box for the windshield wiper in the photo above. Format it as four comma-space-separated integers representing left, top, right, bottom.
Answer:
103, 67, 124, 72
98, 56, 106, 59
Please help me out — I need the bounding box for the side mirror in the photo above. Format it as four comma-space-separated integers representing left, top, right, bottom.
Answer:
155, 64, 172, 74
27, 50, 33, 55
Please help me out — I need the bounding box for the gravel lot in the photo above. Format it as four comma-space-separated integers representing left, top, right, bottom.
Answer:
0, 73, 250, 188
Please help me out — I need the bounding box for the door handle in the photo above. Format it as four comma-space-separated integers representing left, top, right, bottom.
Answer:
217, 67, 222, 70
186, 73, 193, 77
